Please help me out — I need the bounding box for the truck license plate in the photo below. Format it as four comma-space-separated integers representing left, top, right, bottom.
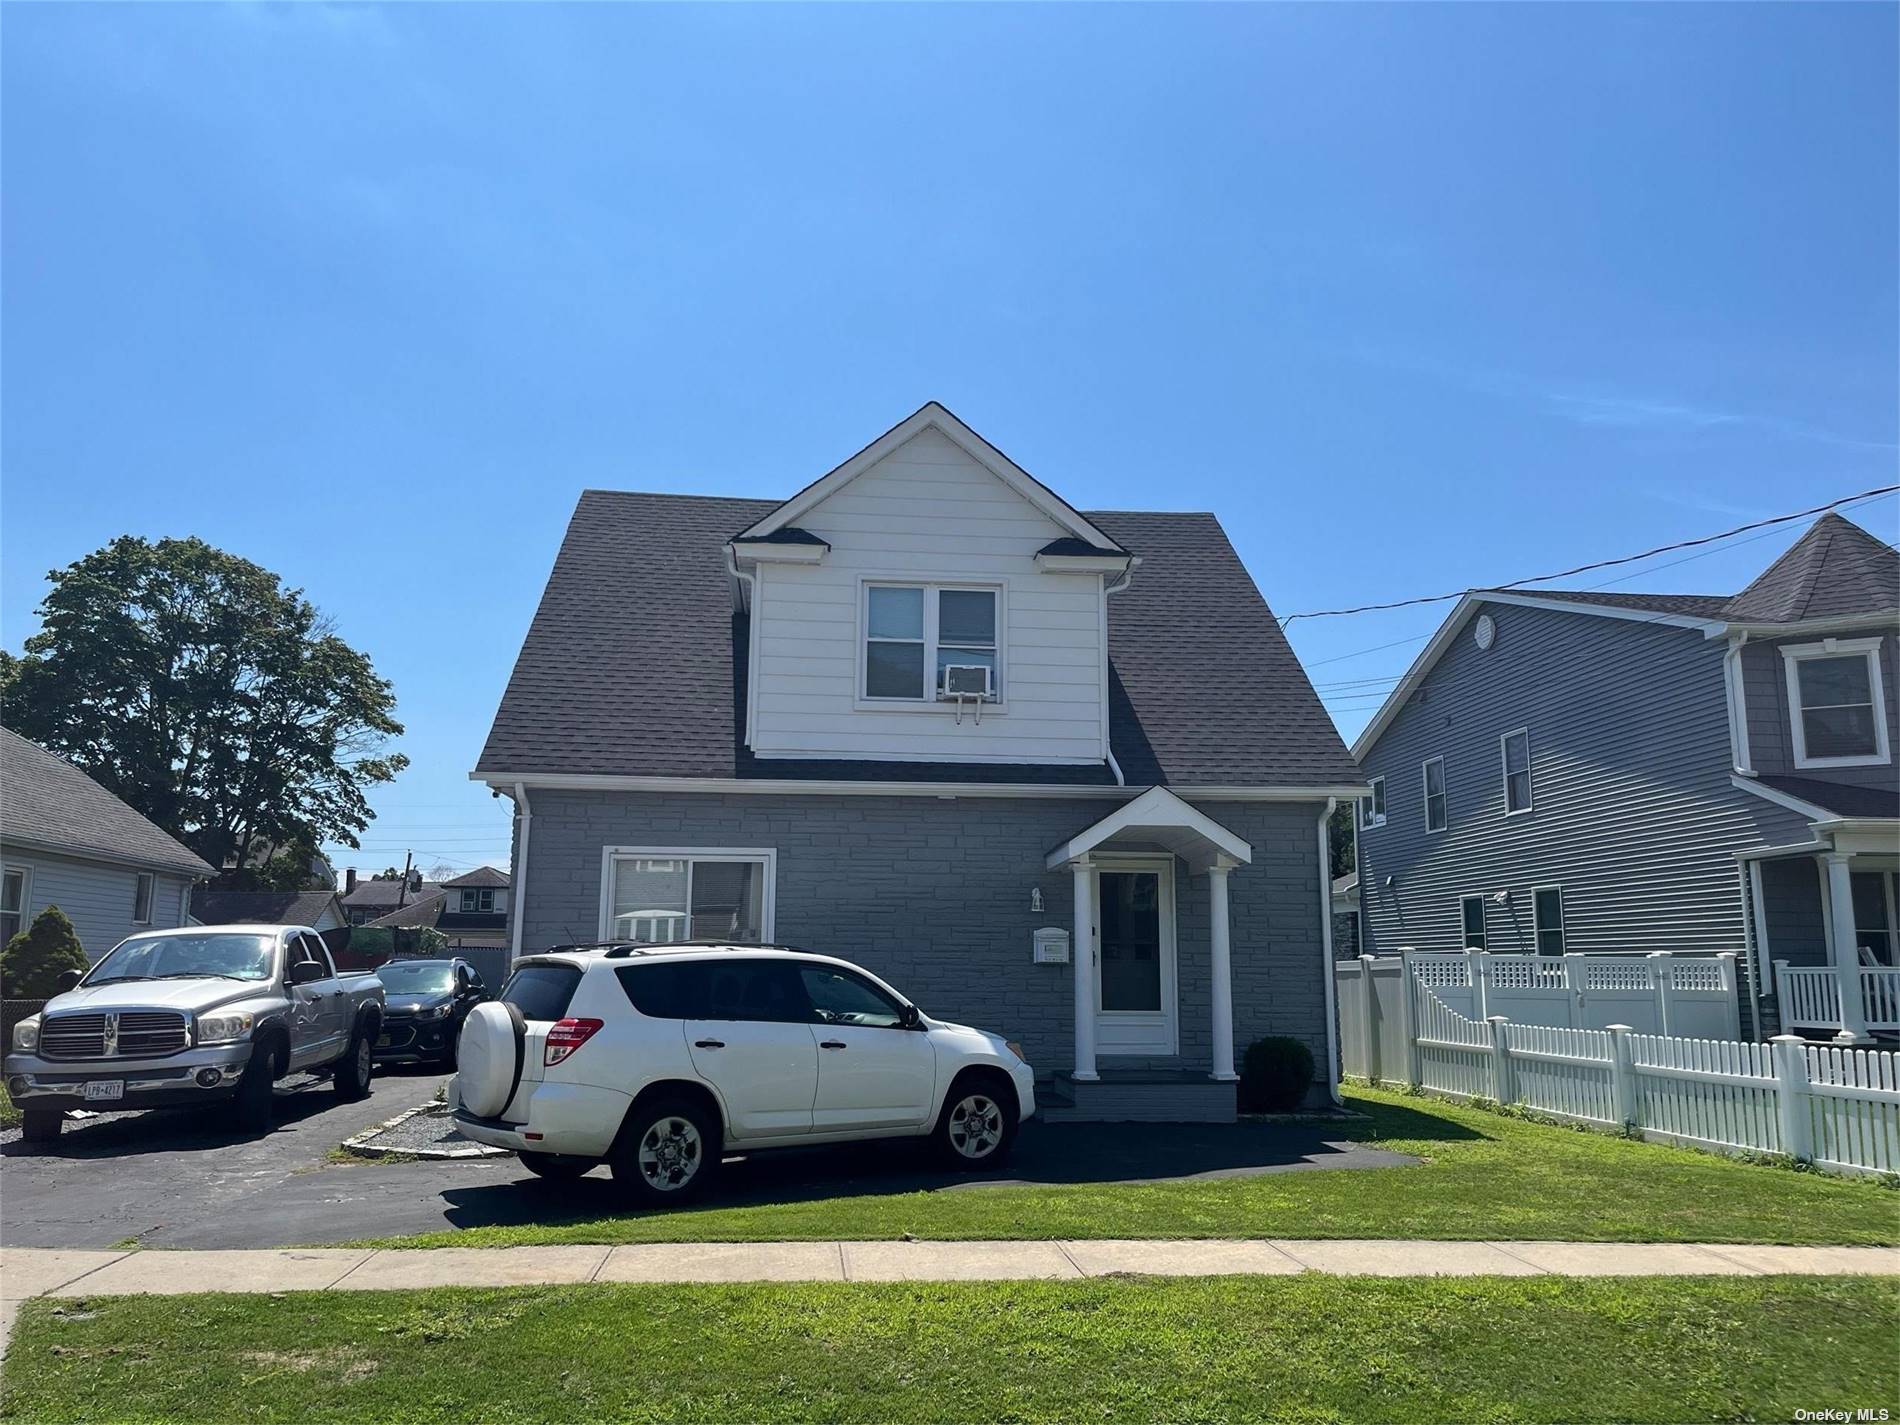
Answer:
83, 1080, 124, 1103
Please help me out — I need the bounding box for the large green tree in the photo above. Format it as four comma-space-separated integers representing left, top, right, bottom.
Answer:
0, 536, 406, 876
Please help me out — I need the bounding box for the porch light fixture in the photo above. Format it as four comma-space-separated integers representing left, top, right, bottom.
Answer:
1030, 887, 1043, 913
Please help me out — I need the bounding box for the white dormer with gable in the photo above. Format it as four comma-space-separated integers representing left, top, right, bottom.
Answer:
730, 404, 1133, 766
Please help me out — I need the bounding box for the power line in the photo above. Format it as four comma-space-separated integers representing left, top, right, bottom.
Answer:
1279, 484, 1897, 624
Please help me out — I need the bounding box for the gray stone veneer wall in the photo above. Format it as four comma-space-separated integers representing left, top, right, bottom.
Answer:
513, 790, 1333, 1091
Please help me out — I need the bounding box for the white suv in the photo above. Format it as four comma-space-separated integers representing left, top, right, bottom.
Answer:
451, 943, 1036, 1205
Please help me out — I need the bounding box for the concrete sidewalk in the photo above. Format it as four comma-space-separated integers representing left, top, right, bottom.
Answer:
6, 1240, 1896, 1303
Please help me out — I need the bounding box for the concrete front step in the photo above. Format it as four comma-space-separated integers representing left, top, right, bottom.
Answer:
1038, 1071, 1237, 1124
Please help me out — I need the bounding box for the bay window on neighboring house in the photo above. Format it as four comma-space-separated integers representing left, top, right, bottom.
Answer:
862, 583, 1001, 704
603, 849, 775, 945
1782, 638, 1890, 768
1533, 885, 1566, 955
1460, 894, 1488, 951
1, 867, 27, 944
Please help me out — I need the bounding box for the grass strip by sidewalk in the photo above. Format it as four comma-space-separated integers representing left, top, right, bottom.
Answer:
4, 1276, 1894, 1424
354, 1085, 1900, 1248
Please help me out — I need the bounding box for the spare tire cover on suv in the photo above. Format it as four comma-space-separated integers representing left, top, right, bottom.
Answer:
457, 1001, 526, 1118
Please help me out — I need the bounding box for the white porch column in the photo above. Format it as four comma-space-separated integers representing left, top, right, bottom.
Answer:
1071, 857, 1098, 1081
1208, 859, 1238, 1082
1823, 852, 1869, 1043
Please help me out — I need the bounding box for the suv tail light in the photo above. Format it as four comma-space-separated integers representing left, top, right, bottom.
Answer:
544, 1017, 604, 1066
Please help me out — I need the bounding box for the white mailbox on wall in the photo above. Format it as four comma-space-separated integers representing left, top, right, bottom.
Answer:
1032, 927, 1070, 964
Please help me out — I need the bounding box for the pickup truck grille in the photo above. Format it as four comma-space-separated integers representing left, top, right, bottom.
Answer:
39, 1011, 191, 1061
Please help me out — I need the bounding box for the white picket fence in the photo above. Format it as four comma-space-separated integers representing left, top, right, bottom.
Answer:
1360, 978, 1900, 1179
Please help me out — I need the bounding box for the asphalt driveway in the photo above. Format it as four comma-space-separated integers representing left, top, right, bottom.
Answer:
2, 1077, 1415, 1250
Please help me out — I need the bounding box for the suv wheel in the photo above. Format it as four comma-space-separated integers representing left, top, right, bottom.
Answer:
333, 1027, 373, 1101
20, 1109, 62, 1143
609, 1093, 720, 1206
934, 1078, 1018, 1170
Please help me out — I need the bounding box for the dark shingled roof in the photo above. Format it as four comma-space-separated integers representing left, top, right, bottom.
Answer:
190, 888, 343, 927
1494, 514, 1897, 627
1755, 775, 1900, 822
1723, 513, 1899, 623
1037, 537, 1129, 559
366, 892, 448, 929
734, 526, 829, 547
340, 878, 445, 910
442, 866, 510, 889
0, 728, 214, 879
476, 493, 1360, 789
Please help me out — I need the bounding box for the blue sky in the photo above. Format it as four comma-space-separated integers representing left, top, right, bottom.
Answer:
4, 4, 1895, 879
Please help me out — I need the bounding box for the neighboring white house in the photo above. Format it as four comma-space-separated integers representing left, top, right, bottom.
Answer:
0, 727, 215, 960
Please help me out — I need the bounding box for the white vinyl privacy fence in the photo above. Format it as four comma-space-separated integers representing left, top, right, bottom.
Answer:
1341, 962, 1900, 1179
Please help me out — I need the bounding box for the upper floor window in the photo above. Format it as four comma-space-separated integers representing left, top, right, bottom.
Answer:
459, 888, 496, 914
1500, 729, 1532, 814
1782, 638, 1889, 768
1360, 776, 1387, 830
863, 583, 1000, 703
1422, 756, 1447, 833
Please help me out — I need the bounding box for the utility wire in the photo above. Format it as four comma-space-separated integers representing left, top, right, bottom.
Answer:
1280, 484, 1897, 624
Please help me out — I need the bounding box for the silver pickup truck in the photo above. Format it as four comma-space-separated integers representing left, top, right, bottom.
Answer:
4, 923, 385, 1142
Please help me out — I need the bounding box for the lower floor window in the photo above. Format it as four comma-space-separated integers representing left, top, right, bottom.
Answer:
1533, 886, 1565, 955
604, 850, 773, 944
1, 867, 25, 945
1851, 870, 1898, 967
133, 872, 155, 925
1460, 894, 1487, 951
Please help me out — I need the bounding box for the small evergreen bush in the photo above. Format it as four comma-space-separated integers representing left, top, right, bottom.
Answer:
1239, 1035, 1316, 1112
0, 905, 90, 997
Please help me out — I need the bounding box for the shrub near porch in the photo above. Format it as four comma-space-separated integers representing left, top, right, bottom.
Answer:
353, 1086, 1900, 1249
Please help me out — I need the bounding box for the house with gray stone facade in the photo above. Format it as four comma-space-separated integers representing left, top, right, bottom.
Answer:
1351, 512, 1899, 1044
473, 403, 1364, 1118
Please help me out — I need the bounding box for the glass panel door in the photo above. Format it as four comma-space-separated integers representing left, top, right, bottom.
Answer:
1098, 871, 1162, 1012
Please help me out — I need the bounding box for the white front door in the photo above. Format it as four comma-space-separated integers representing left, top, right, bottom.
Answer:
1092, 859, 1178, 1056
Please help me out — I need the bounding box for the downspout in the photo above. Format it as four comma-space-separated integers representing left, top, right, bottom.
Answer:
1102, 565, 1136, 787
727, 546, 759, 751
1724, 632, 1754, 775
1316, 797, 1344, 1106
509, 782, 532, 962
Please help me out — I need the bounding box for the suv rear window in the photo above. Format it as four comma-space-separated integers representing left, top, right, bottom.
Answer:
501, 963, 582, 1022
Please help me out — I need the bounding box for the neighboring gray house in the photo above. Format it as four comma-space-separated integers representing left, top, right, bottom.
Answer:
0, 727, 215, 959
1351, 513, 1899, 1042
361, 867, 511, 951
474, 403, 1364, 1117
189, 887, 349, 933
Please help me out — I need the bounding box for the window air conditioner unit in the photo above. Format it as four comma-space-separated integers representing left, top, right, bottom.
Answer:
940, 664, 994, 699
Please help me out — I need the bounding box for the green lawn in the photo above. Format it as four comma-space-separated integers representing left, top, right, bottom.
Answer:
3, 1276, 1893, 1423
357, 1085, 1900, 1248
0, 1079, 18, 1129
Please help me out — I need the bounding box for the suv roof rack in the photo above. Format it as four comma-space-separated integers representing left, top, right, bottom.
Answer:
600, 939, 809, 960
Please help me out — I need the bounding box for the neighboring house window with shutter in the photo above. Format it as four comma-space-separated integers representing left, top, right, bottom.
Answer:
1, 867, 28, 945
1533, 885, 1565, 955
1782, 638, 1890, 768
132, 872, 155, 925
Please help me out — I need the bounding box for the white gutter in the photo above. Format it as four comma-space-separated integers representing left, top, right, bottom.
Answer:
472, 771, 1370, 801
1102, 564, 1137, 787
1316, 797, 1343, 1106
1704, 609, 1900, 641
1723, 632, 1754, 775
509, 782, 532, 962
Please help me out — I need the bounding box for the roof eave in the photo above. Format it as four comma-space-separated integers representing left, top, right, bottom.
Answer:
1702, 608, 1900, 640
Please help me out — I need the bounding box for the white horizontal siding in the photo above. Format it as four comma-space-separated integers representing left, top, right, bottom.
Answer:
750, 428, 1105, 764
5, 850, 193, 962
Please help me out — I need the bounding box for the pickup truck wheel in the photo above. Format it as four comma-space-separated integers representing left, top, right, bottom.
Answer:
20, 1110, 62, 1143
235, 1044, 278, 1132
609, 1093, 720, 1207
333, 1029, 373, 1101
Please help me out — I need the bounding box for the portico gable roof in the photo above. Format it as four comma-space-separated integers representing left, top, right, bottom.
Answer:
1045, 786, 1252, 874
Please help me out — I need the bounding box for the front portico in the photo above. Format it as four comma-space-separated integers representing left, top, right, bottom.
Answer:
1046, 787, 1253, 1084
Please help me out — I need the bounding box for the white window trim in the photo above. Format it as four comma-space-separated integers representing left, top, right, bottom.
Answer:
1459, 893, 1488, 951
597, 846, 778, 943
855, 577, 1009, 714
1361, 776, 1386, 830
1422, 756, 1447, 834
132, 871, 155, 926
1532, 883, 1565, 955
1499, 727, 1533, 816
1, 864, 31, 943
1781, 636, 1891, 769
